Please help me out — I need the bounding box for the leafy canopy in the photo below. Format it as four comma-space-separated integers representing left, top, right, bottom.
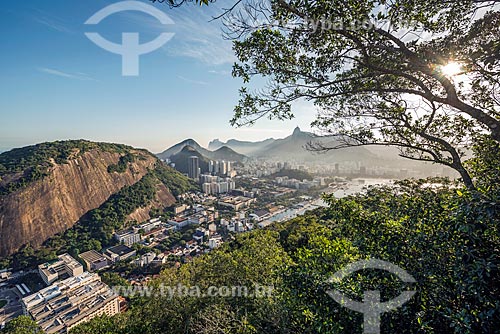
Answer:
221, 0, 500, 190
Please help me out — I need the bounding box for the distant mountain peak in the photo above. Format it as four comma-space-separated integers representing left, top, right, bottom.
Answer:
157, 139, 205, 159
184, 139, 200, 146
214, 146, 233, 152
209, 139, 223, 146
181, 145, 198, 152
291, 126, 314, 139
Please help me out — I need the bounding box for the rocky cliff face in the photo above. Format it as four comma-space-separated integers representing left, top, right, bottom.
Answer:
0, 148, 158, 257
127, 183, 176, 223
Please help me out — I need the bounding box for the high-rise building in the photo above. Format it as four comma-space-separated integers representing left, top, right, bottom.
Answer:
218, 182, 229, 193
202, 183, 212, 194
220, 161, 227, 175
201, 174, 218, 183
188, 156, 200, 180
208, 160, 215, 174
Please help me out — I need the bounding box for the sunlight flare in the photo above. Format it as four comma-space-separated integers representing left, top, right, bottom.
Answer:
440, 61, 463, 77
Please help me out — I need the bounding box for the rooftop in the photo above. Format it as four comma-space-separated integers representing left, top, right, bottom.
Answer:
38, 254, 83, 279
220, 196, 253, 204
170, 217, 188, 223
22, 272, 118, 333
107, 244, 134, 256
79, 250, 108, 263
115, 229, 136, 236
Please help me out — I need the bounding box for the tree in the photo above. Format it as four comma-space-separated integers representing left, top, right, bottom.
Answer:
1, 316, 41, 334
101, 272, 130, 287
178, 0, 500, 191
69, 315, 126, 334
150, 0, 214, 7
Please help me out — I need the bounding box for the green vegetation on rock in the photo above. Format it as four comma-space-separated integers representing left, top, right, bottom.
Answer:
7, 163, 198, 270
0, 140, 141, 195
107, 153, 136, 173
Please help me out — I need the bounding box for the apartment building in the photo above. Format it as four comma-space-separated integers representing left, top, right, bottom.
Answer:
114, 229, 141, 246
22, 272, 119, 333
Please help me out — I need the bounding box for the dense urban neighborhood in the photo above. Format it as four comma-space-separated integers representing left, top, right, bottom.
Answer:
1, 152, 391, 332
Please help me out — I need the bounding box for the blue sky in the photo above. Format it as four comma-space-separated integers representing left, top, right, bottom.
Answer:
0, 0, 314, 153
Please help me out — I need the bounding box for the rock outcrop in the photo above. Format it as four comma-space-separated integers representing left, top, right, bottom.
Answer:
0, 148, 158, 257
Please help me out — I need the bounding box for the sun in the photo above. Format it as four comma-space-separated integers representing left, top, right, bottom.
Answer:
440, 62, 462, 77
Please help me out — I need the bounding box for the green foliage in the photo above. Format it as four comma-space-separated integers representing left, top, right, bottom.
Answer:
71, 177, 499, 334
0, 316, 41, 334
73, 230, 292, 334
69, 315, 128, 334
0, 140, 139, 195
465, 135, 500, 195
108, 153, 136, 173
151, 164, 199, 197
101, 272, 130, 287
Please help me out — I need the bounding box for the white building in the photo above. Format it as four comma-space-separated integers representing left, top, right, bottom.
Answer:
208, 236, 223, 249
38, 254, 84, 285
134, 252, 157, 267
133, 218, 162, 234
208, 223, 217, 234
114, 230, 141, 246
22, 272, 119, 334
167, 217, 190, 230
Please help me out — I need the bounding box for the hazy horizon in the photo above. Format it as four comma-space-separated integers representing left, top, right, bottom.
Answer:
0, 125, 311, 154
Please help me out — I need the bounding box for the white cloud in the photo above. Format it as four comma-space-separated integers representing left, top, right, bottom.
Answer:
29, 8, 74, 34
37, 67, 95, 81
163, 6, 237, 65
208, 69, 231, 76
34, 17, 72, 33
176, 75, 209, 85
91, 3, 237, 65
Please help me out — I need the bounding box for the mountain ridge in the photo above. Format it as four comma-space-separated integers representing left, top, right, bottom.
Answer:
159, 127, 434, 168
169, 145, 211, 175
158, 140, 247, 162
208, 127, 378, 162
157, 138, 212, 160
208, 137, 276, 155
0, 140, 192, 258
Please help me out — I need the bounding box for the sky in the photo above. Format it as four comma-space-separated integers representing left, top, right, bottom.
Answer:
0, 0, 315, 153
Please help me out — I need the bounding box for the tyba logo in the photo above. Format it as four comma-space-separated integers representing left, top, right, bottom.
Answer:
327, 259, 416, 334
85, 1, 175, 76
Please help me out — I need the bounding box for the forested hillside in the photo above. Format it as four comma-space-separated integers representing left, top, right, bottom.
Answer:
67, 186, 499, 333
64, 141, 500, 334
